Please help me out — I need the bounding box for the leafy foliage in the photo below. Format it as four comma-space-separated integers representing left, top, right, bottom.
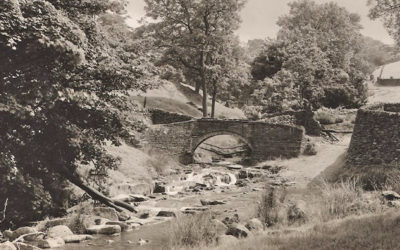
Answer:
144, 0, 246, 117
0, 0, 151, 228
249, 0, 369, 111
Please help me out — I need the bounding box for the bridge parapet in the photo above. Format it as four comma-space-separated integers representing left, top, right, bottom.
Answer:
145, 119, 304, 164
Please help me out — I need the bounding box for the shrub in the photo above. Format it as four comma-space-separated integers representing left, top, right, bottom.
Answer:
168, 212, 219, 249
314, 109, 343, 125
257, 186, 287, 227
303, 142, 317, 155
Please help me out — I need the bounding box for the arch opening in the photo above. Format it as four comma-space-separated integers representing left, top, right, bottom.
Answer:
192, 132, 252, 165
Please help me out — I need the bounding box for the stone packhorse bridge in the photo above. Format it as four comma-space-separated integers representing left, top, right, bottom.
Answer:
145, 119, 305, 164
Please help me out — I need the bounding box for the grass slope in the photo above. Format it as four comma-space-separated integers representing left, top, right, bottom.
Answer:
229, 211, 400, 250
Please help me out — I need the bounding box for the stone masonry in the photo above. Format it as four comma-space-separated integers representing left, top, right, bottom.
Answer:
145, 119, 305, 164
347, 103, 400, 167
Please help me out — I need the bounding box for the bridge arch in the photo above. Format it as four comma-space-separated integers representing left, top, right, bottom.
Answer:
191, 130, 253, 154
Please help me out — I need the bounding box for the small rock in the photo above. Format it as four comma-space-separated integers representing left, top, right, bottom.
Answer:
94, 218, 110, 225
227, 164, 243, 170
138, 238, 149, 246
105, 221, 130, 232
0, 241, 16, 250
112, 194, 134, 203
38, 237, 65, 248
212, 219, 228, 235
47, 225, 73, 238
226, 224, 250, 238
382, 191, 400, 201
154, 182, 166, 193
130, 195, 149, 202
62, 235, 93, 243
180, 207, 209, 214
156, 211, 176, 217
13, 242, 41, 250
86, 225, 121, 235
217, 235, 238, 246
200, 199, 226, 206
93, 207, 119, 221
245, 218, 263, 232
106, 240, 114, 244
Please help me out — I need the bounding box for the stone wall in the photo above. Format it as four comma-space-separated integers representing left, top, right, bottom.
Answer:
149, 108, 193, 124
347, 103, 400, 167
377, 78, 400, 86
145, 119, 304, 164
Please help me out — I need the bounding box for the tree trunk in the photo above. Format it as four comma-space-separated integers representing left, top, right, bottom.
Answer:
201, 77, 208, 117
211, 82, 217, 118
195, 81, 200, 94
66, 173, 137, 213
200, 51, 208, 117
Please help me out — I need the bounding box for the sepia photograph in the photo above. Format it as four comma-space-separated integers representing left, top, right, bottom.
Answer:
1, 0, 400, 249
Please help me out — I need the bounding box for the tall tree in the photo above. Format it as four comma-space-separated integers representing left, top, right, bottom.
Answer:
0, 0, 152, 227
144, 0, 246, 117
249, 0, 368, 110
368, 0, 400, 46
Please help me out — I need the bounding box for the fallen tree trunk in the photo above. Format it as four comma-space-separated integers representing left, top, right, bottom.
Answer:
65, 173, 137, 213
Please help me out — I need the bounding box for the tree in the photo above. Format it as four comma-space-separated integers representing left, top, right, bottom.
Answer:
368, 0, 400, 46
250, 0, 369, 110
0, 0, 152, 228
144, 0, 246, 117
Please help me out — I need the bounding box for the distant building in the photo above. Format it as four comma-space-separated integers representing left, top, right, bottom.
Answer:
375, 61, 400, 86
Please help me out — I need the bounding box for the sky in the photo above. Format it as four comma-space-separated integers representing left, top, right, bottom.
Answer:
126, 0, 395, 45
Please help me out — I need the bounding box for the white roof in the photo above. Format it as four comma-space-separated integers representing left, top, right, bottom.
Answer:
374, 61, 400, 79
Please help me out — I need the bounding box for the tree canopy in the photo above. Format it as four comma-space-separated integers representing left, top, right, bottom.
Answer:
0, 0, 152, 228
144, 0, 246, 117
249, 0, 369, 112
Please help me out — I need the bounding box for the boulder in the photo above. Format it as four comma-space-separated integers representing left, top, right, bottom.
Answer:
13, 243, 41, 250
112, 194, 134, 203
156, 211, 176, 217
245, 218, 263, 232
216, 235, 238, 246
212, 219, 228, 235
12, 227, 37, 241
86, 225, 121, 235
37, 237, 65, 248
93, 207, 119, 221
0, 241, 16, 250
118, 211, 131, 221
2, 230, 13, 240
47, 225, 73, 238
382, 191, 400, 201
226, 224, 250, 238
62, 234, 94, 243
200, 199, 226, 206
105, 221, 130, 232
44, 218, 69, 229
130, 195, 149, 202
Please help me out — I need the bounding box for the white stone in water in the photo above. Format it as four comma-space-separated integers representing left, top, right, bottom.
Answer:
47, 225, 73, 238
38, 237, 65, 248
86, 225, 121, 235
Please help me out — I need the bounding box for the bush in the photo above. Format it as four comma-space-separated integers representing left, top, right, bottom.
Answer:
257, 186, 287, 227
303, 141, 317, 156
314, 109, 343, 125
168, 212, 219, 249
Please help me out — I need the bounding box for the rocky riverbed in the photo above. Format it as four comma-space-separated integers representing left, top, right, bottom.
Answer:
0, 161, 292, 250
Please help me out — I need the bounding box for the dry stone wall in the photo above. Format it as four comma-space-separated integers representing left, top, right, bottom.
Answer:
149, 108, 193, 124
347, 103, 400, 167
145, 119, 304, 164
